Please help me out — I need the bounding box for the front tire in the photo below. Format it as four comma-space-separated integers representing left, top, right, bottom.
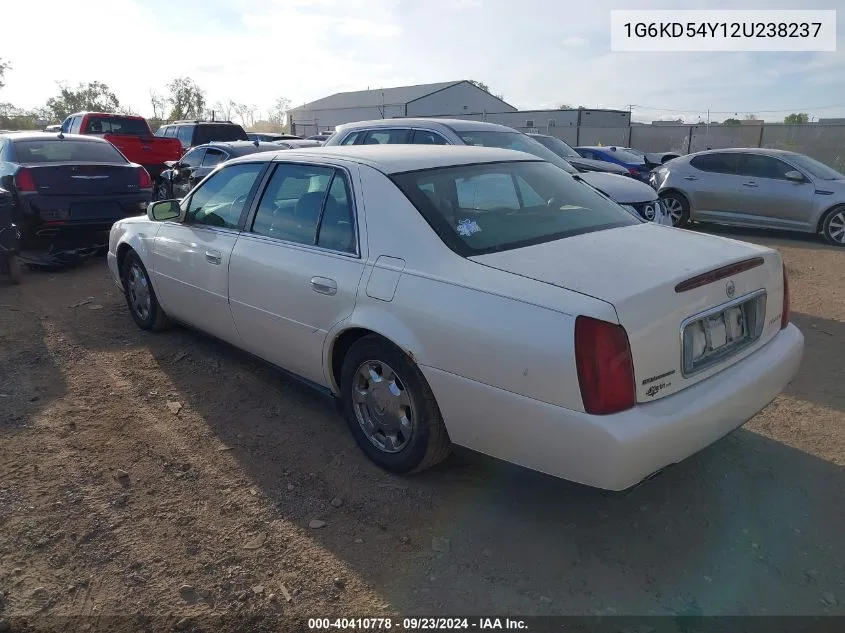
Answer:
340, 335, 451, 474
821, 206, 845, 247
121, 250, 170, 330
6, 254, 21, 284
660, 191, 690, 227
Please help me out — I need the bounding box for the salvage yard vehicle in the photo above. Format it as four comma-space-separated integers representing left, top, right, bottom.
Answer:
155, 140, 289, 200
0, 187, 21, 283
527, 133, 630, 176
108, 145, 803, 491
326, 119, 671, 225
652, 148, 845, 246
0, 132, 153, 267
60, 112, 183, 181
155, 120, 249, 151
575, 146, 653, 182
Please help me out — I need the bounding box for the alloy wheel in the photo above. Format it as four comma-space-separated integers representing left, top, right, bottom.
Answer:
126, 262, 151, 321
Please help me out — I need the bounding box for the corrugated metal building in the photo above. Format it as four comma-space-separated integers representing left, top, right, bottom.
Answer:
289, 80, 517, 137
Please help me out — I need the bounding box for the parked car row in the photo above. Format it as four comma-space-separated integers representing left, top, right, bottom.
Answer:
108, 141, 803, 490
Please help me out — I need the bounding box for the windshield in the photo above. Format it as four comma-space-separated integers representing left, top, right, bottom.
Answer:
786, 153, 844, 180
83, 116, 149, 136
532, 135, 580, 158
391, 160, 638, 256
13, 140, 127, 164
456, 130, 578, 175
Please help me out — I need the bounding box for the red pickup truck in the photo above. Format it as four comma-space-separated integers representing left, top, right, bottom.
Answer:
60, 112, 183, 180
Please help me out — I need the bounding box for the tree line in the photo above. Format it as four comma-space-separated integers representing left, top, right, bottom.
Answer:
0, 58, 290, 132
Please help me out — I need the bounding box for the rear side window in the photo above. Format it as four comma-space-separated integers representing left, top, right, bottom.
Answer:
690, 153, 739, 174
250, 164, 356, 253
13, 140, 127, 164
193, 125, 249, 145
82, 116, 149, 136
340, 131, 362, 145
391, 160, 638, 256
362, 129, 411, 144
202, 148, 228, 167
176, 126, 193, 147
412, 130, 449, 145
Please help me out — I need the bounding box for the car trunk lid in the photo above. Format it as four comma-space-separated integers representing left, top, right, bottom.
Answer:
23, 163, 141, 196
470, 223, 786, 403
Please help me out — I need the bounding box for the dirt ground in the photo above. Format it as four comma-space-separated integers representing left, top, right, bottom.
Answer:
0, 225, 843, 632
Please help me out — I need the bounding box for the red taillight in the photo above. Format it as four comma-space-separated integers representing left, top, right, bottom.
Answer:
628, 168, 638, 176
138, 167, 153, 189
15, 168, 36, 192
574, 316, 636, 415
781, 264, 790, 329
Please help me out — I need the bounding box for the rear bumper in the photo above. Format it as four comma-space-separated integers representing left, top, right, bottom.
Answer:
423, 323, 804, 491
17, 194, 150, 244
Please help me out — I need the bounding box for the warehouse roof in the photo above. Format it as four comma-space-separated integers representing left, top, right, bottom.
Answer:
290, 80, 513, 112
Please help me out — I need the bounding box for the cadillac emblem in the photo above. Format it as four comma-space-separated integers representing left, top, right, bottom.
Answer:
726, 280, 736, 298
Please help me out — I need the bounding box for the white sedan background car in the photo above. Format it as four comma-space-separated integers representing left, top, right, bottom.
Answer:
107, 145, 804, 491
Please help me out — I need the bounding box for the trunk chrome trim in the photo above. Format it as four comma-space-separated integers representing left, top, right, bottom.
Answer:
679, 288, 767, 378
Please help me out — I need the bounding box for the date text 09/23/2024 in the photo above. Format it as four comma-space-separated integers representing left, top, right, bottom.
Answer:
308, 617, 528, 630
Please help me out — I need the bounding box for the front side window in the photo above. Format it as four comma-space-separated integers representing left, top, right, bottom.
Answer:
250, 163, 356, 253
737, 154, 797, 180
180, 148, 205, 168
69, 117, 82, 134
185, 162, 265, 229
392, 160, 638, 256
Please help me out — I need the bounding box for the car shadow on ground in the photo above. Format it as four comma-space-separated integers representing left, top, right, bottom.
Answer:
126, 319, 845, 616
689, 223, 840, 252
787, 312, 845, 414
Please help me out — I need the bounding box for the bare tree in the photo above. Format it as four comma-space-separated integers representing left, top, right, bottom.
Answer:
234, 103, 258, 129
150, 90, 166, 120
268, 96, 291, 128
214, 100, 237, 122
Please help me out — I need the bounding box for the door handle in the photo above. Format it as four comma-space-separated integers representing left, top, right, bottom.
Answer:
683, 175, 698, 181
742, 182, 758, 188
310, 276, 337, 296
205, 250, 222, 265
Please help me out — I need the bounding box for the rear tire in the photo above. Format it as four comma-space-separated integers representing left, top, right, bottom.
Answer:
121, 250, 170, 331
340, 335, 451, 474
660, 191, 690, 227
820, 206, 845, 247
6, 254, 21, 285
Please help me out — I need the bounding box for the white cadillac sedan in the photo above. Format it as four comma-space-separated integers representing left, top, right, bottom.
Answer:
107, 145, 804, 491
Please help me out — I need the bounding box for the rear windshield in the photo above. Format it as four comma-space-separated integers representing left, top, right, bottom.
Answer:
596, 148, 645, 164
456, 130, 578, 175
83, 116, 149, 136
13, 140, 127, 164
391, 160, 638, 256
193, 125, 249, 145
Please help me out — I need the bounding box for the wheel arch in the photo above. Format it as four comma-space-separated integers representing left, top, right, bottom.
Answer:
325, 313, 425, 395
815, 202, 845, 234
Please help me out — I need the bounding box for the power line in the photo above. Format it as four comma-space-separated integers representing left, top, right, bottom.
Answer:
628, 103, 845, 115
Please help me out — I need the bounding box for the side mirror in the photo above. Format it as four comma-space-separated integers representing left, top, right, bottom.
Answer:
785, 170, 806, 183
147, 200, 182, 222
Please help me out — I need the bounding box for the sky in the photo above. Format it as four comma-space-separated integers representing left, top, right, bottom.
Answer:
1, 0, 843, 123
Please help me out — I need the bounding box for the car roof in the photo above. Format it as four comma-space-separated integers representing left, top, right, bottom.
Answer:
334, 117, 518, 134
226, 145, 543, 174
196, 141, 282, 156
688, 147, 799, 157
2, 131, 110, 143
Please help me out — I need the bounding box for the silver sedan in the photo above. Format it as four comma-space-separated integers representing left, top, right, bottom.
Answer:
651, 148, 845, 246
